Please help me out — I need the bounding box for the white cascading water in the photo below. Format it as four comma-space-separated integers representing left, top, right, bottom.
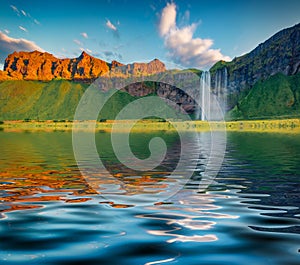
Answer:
199, 71, 211, 121
214, 67, 228, 119
223, 67, 228, 113
196, 68, 227, 121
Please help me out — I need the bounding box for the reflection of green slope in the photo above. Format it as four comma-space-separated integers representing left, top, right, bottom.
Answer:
229, 73, 300, 120
96, 130, 181, 175
228, 132, 300, 173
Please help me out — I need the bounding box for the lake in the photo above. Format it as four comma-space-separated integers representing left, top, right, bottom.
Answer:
0, 131, 299, 265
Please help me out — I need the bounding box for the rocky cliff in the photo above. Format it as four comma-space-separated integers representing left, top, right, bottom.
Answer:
110, 59, 166, 77
210, 23, 300, 108
2, 51, 166, 81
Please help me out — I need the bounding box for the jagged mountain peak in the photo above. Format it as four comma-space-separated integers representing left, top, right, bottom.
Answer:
1, 51, 166, 81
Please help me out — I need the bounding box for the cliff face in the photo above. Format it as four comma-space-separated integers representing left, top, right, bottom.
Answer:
3, 51, 110, 81
110, 59, 166, 77
0, 70, 12, 81
3, 51, 166, 81
122, 81, 196, 114
210, 23, 300, 100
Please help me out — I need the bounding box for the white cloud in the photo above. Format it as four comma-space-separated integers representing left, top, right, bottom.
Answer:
159, 3, 176, 37
158, 3, 230, 69
150, 4, 156, 11
78, 47, 93, 55
4, 29, 10, 34
10, 5, 41, 26
10, 5, 20, 16
80, 32, 88, 39
103, 50, 122, 61
106, 19, 117, 31
0, 32, 44, 63
73, 39, 82, 46
19, 26, 28, 32
184, 10, 190, 21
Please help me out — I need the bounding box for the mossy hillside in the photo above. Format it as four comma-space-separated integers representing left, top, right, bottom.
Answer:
0, 80, 187, 121
228, 73, 300, 120
0, 80, 88, 120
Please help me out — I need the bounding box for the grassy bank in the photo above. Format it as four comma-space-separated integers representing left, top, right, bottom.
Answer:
0, 119, 299, 133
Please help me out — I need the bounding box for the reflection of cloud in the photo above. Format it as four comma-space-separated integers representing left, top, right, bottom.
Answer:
0, 32, 44, 63
170, 219, 216, 230
145, 257, 176, 265
21, 10, 27, 16
148, 229, 218, 243
158, 2, 230, 68
19, 26, 28, 32
34, 19, 40, 25
137, 192, 239, 244
4, 29, 10, 34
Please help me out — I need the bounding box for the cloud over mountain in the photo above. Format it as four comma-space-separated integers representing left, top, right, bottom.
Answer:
0, 32, 44, 63
159, 3, 230, 68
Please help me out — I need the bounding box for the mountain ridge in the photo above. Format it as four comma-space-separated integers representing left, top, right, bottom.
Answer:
0, 51, 166, 81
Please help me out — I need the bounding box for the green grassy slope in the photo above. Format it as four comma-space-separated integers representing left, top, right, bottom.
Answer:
0, 80, 184, 121
228, 72, 300, 120
0, 80, 88, 120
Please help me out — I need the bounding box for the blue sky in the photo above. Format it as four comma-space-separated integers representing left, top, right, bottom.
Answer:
0, 0, 299, 70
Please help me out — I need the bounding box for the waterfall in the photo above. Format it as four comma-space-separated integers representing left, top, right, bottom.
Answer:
214, 67, 228, 119
223, 67, 227, 112
195, 68, 227, 121
199, 71, 211, 121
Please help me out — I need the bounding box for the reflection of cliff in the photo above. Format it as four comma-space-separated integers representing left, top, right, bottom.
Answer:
224, 132, 300, 213
0, 131, 193, 213
0, 165, 96, 214
95, 131, 182, 196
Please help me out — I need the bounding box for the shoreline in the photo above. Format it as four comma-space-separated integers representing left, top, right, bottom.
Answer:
0, 119, 299, 133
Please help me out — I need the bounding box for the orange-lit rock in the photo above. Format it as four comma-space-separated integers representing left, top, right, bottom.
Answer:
3, 51, 166, 81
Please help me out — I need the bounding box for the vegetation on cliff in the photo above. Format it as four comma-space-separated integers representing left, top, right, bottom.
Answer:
228, 72, 300, 120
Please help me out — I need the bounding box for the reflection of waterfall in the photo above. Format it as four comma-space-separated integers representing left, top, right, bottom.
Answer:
200, 71, 211, 121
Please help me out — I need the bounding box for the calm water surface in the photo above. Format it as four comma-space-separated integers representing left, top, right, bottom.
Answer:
0, 131, 299, 265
